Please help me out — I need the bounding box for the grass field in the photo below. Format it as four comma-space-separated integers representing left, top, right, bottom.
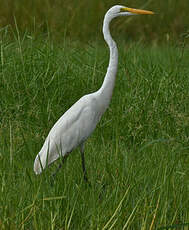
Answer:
0, 27, 189, 229
0, 0, 189, 42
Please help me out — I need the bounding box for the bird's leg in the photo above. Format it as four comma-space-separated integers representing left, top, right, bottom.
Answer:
80, 143, 90, 184
81, 151, 88, 183
51, 154, 68, 183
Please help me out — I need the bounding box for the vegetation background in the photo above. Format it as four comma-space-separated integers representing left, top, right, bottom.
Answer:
0, 0, 188, 42
0, 0, 188, 229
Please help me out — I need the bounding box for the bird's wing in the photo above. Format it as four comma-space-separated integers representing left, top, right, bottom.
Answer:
49, 94, 100, 151
34, 94, 101, 174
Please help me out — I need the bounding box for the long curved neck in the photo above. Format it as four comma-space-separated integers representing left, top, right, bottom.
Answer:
98, 14, 118, 111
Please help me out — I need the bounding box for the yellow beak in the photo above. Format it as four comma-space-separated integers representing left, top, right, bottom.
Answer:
121, 7, 154, 15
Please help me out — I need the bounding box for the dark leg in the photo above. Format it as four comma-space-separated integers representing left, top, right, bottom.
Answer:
80, 143, 90, 184
51, 154, 68, 183
80, 150, 89, 183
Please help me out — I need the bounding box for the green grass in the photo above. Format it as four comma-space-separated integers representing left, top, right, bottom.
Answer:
0, 0, 189, 42
0, 29, 189, 229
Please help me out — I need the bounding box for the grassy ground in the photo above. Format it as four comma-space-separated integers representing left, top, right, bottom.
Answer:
0, 29, 189, 229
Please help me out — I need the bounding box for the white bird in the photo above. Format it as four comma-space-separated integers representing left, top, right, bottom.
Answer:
34, 5, 154, 181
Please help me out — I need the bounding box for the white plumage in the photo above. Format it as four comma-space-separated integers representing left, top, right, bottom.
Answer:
34, 94, 103, 174
34, 5, 154, 179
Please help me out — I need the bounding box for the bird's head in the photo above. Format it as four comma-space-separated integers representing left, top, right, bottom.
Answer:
106, 5, 154, 18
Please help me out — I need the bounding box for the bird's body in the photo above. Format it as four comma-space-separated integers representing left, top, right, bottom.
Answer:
34, 5, 153, 177
34, 93, 103, 174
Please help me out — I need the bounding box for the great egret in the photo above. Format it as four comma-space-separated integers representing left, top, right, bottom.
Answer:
34, 5, 154, 181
